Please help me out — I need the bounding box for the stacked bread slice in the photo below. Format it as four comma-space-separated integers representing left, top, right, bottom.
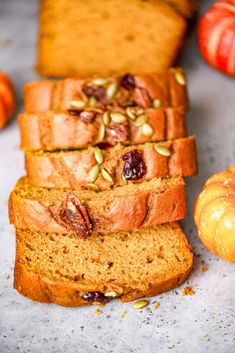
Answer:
9, 68, 197, 306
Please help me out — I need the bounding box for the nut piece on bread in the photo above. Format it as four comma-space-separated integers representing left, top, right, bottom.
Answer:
14, 223, 193, 306
37, 0, 187, 77
25, 136, 198, 190
9, 177, 186, 236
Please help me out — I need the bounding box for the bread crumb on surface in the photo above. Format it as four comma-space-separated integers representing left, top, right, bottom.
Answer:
5, 274, 10, 280
182, 286, 195, 296
168, 344, 176, 349
94, 309, 102, 316
202, 265, 208, 272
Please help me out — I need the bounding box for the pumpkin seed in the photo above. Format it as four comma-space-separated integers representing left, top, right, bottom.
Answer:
92, 77, 108, 86
110, 112, 127, 124
88, 96, 97, 107
87, 183, 100, 192
154, 144, 171, 157
135, 114, 148, 126
70, 100, 86, 109
89, 165, 100, 183
175, 72, 186, 86
152, 99, 162, 108
126, 107, 136, 120
103, 111, 111, 126
104, 291, 117, 298
132, 300, 149, 309
94, 148, 104, 165
122, 174, 127, 184
142, 123, 153, 138
98, 124, 105, 142
106, 83, 118, 99
101, 168, 114, 183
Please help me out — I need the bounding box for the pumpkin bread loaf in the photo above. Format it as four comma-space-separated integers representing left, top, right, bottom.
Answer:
37, 0, 187, 77
9, 177, 186, 237
165, 0, 198, 19
14, 223, 193, 306
24, 69, 188, 113
19, 107, 187, 152
25, 136, 198, 190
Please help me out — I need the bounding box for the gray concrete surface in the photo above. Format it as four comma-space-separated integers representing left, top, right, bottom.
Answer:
0, 1, 234, 352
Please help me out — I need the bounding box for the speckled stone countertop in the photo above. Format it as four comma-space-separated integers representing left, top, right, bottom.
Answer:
0, 1, 234, 352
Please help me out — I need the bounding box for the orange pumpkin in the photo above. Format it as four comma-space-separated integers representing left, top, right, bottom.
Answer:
0, 72, 15, 129
194, 165, 235, 262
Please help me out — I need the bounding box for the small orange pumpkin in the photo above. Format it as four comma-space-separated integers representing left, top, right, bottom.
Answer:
194, 165, 235, 262
0, 72, 15, 129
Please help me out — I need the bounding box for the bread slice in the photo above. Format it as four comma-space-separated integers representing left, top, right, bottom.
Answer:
165, 0, 198, 19
24, 69, 188, 113
36, 0, 187, 77
14, 223, 193, 306
25, 136, 198, 190
9, 177, 186, 237
19, 107, 187, 152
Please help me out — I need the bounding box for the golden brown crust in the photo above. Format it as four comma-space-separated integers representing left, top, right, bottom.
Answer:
14, 223, 193, 306
24, 69, 188, 113
9, 178, 186, 234
25, 136, 198, 190
19, 107, 187, 151
165, 0, 198, 19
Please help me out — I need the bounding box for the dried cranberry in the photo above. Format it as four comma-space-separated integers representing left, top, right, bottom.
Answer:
82, 292, 108, 303
120, 73, 136, 90
82, 84, 107, 103
106, 122, 128, 144
122, 150, 146, 180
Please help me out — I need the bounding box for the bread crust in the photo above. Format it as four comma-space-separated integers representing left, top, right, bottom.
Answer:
25, 136, 198, 190
9, 178, 186, 234
165, 0, 198, 19
14, 224, 193, 307
24, 69, 188, 113
19, 107, 187, 151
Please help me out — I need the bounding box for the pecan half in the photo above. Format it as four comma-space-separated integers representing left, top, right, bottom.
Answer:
106, 122, 129, 145
132, 87, 152, 108
57, 193, 92, 239
68, 109, 96, 124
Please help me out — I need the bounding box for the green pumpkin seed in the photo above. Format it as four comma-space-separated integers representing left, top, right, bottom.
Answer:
110, 112, 127, 124
87, 183, 100, 192
88, 96, 97, 107
94, 148, 104, 165
175, 72, 186, 86
104, 291, 117, 298
126, 107, 136, 120
98, 124, 105, 142
152, 99, 162, 108
154, 144, 171, 157
135, 114, 148, 126
101, 168, 114, 183
70, 100, 86, 109
132, 300, 149, 310
103, 111, 111, 126
142, 123, 153, 138
92, 77, 108, 86
89, 165, 100, 183
106, 83, 118, 99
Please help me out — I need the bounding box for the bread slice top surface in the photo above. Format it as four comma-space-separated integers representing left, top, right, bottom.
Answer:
13, 176, 184, 203
16, 223, 193, 292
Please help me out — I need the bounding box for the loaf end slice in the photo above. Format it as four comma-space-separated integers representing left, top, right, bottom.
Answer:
14, 223, 193, 306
